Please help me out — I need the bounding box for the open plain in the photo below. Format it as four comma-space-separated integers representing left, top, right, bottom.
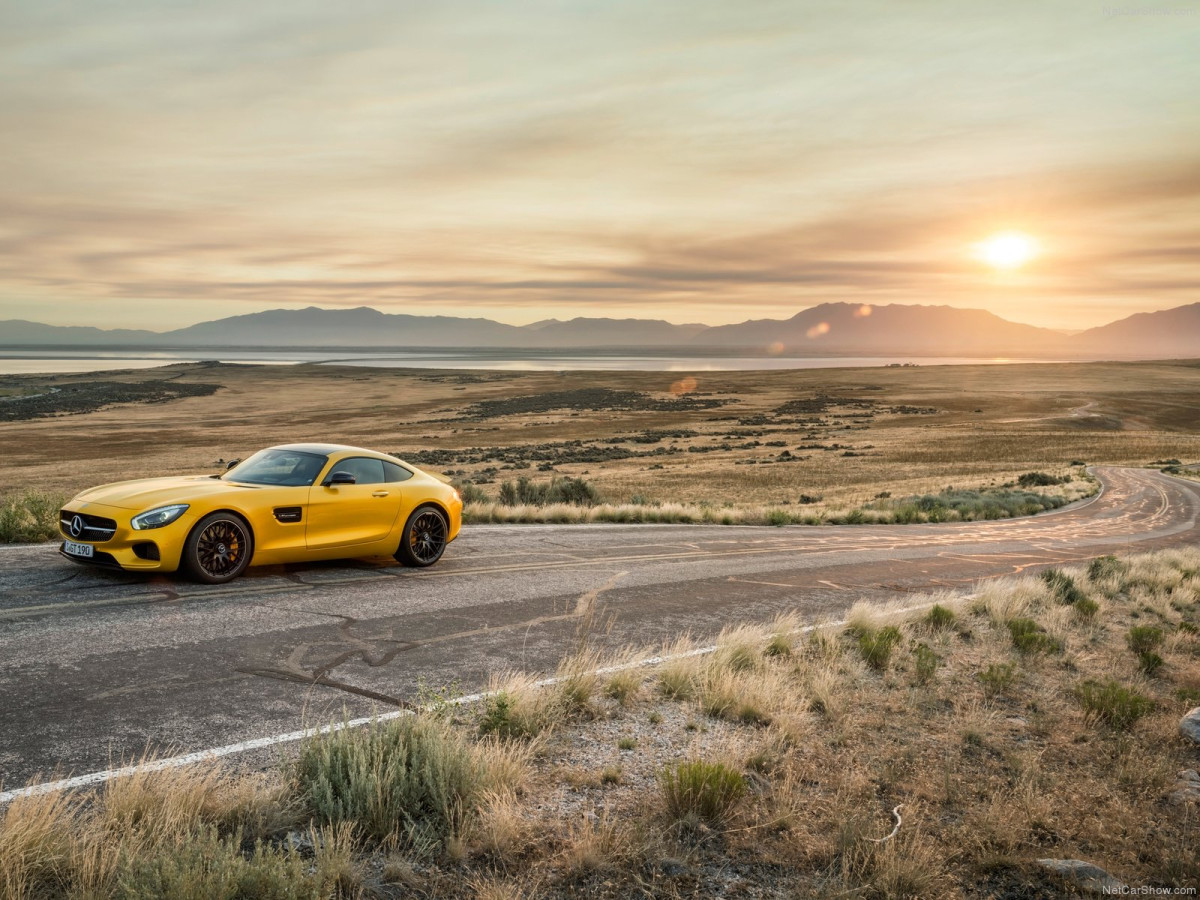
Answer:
0, 359, 1198, 514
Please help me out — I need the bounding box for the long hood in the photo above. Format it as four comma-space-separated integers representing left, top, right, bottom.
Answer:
72, 476, 257, 510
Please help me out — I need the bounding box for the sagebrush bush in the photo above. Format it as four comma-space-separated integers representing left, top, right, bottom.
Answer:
1007, 618, 1063, 655
1127, 626, 1164, 654
0, 491, 66, 543
1074, 678, 1155, 730
295, 717, 484, 853
1088, 554, 1127, 582
1137, 651, 1165, 676
454, 481, 490, 505
865, 486, 1070, 523
1018, 471, 1065, 487
978, 662, 1019, 697
912, 643, 940, 684
497, 476, 600, 507
1040, 568, 1089, 607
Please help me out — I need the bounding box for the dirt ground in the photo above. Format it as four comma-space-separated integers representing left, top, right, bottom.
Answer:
1, 359, 1198, 509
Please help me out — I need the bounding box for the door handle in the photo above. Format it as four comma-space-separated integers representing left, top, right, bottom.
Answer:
372, 491, 389, 498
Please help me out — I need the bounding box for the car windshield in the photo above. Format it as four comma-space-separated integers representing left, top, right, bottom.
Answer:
222, 449, 328, 486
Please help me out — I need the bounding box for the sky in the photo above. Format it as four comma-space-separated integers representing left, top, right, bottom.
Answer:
1, 1, 1198, 332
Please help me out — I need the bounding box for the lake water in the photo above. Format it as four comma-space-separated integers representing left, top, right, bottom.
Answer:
0, 348, 1072, 376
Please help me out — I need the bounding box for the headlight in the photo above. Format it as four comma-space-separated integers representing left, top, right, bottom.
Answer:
131, 504, 189, 530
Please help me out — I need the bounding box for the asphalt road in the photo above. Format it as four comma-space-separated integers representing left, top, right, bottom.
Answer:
1, 466, 1197, 791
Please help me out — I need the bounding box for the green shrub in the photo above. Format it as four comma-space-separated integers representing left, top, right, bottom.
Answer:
978, 662, 1019, 697
1087, 555, 1126, 582
497, 475, 601, 507
0, 490, 67, 543
1137, 651, 1165, 677
295, 717, 483, 852
1127, 625, 1164, 654
912, 643, 940, 685
617, 737, 637, 751
763, 634, 793, 658
857, 626, 902, 671
1041, 569, 1089, 607
453, 481, 489, 505
866, 486, 1068, 523
477, 689, 557, 740
765, 509, 791, 527
115, 826, 327, 900
1007, 618, 1063, 655
659, 760, 746, 826
924, 604, 956, 631
1074, 678, 1155, 730
1018, 472, 1064, 487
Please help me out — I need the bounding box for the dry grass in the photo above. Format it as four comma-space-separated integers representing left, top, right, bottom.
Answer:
3, 359, 1197, 521
2, 547, 1198, 897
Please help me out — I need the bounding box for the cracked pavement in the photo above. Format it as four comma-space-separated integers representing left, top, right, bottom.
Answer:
0, 466, 1197, 790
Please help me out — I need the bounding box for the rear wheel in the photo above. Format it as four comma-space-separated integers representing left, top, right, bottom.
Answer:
182, 512, 253, 584
395, 506, 448, 567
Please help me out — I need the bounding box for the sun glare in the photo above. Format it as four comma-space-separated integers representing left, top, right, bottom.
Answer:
975, 231, 1038, 270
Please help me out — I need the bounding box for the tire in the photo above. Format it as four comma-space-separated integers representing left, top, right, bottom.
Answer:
395, 505, 448, 567
182, 512, 254, 584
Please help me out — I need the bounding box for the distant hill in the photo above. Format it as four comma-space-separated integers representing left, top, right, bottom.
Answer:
2, 302, 1197, 359
161, 306, 524, 348
1073, 302, 1200, 358
159, 307, 707, 348
519, 317, 708, 347
0, 319, 157, 345
693, 303, 1065, 355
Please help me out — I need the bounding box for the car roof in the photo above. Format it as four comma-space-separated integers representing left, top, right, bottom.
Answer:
267, 443, 388, 458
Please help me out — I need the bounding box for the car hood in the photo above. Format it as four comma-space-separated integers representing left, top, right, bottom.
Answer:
72, 476, 261, 511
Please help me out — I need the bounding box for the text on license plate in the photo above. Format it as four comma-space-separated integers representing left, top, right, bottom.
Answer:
63, 540, 94, 558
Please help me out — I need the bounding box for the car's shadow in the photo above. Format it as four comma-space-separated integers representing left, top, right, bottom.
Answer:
53, 554, 404, 592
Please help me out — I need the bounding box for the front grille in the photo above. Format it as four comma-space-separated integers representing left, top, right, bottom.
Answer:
60, 510, 118, 542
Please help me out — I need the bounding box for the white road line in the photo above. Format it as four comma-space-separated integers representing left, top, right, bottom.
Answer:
0, 600, 937, 804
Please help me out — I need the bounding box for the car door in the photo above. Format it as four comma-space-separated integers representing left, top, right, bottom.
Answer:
305, 457, 405, 550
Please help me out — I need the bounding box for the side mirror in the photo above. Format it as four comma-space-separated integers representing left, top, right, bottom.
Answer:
323, 471, 356, 487
226, 458, 242, 470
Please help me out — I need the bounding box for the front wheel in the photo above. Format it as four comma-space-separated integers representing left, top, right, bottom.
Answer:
395, 506, 448, 567
182, 512, 253, 584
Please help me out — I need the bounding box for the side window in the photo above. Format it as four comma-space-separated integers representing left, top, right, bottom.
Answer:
383, 461, 414, 483
332, 457, 385, 485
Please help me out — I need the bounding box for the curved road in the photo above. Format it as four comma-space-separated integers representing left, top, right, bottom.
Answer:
0, 467, 1196, 790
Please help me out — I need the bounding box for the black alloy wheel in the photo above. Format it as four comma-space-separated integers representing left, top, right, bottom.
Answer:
183, 513, 253, 583
395, 506, 448, 567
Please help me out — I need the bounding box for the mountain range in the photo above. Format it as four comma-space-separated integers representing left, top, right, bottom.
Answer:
1, 301, 1197, 359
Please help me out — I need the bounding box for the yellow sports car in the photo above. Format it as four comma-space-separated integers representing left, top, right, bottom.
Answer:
58, 443, 462, 583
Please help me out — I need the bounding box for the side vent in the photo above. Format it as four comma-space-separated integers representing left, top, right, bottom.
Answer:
274, 506, 303, 523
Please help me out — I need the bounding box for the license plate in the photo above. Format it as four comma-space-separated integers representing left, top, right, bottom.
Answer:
63, 540, 94, 558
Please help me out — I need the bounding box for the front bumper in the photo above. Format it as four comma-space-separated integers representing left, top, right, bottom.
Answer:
59, 501, 194, 573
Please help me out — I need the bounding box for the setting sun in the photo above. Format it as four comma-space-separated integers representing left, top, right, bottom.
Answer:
975, 231, 1039, 270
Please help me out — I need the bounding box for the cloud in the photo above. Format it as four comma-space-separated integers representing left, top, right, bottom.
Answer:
1, 2, 1198, 329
